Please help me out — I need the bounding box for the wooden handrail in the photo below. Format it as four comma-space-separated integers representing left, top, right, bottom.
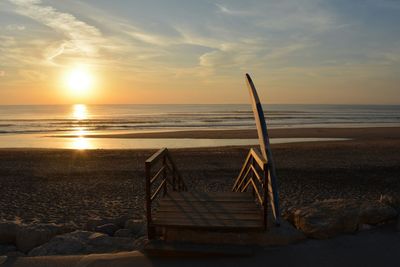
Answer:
232, 148, 269, 229
145, 148, 187, 239
145, 147, 167, 164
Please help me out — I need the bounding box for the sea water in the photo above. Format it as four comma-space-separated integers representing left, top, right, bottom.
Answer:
0, 104, 398, 149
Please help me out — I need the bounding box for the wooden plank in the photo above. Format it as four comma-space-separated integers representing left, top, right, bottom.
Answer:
250, 179, 263, 205
151, 179, 166, 201
152, 218, 263, 229
163, 196, 254, 202
249, 164, 263, 187
249, 148, 267, 169
232, 150, 252, 190
162, 198, 254, 205
150, 165, 166, 184
158, 201, 257, 208
145, 148, 167, 164
157, 206, 260, 213
167, 192, 252, 198
156, 209, 262, 217
154, 211, 262, 220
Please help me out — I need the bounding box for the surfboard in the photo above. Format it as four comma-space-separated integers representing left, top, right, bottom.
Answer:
245, 73, 280, 225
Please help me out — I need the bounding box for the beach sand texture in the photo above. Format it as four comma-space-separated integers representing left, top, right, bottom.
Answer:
0, 127, 399, 227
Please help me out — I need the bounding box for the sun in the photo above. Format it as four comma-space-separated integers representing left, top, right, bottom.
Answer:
65, 66, 93, 96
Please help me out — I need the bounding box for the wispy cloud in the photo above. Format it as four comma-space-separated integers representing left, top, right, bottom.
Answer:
9, 0, 105, 64
215, 4, 251, 16
5, 24, 25, 31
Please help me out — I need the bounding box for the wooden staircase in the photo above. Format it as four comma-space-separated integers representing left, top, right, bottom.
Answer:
143, 74, 281, 252
145, 147, 272, 242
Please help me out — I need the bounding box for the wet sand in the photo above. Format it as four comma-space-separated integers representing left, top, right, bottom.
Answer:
0, 127, 399, 227
57, 126, 400, 140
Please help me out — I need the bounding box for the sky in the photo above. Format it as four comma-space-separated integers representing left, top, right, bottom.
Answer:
0, 0, 399, 105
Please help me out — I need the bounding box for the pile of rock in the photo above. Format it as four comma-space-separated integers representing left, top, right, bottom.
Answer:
0, 217, 146, 257
285, 196, 399, 239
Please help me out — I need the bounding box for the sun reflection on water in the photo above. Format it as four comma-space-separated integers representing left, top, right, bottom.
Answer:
70, 104, 91, 149
72, 104, 88, 120
71, 136, 92, 150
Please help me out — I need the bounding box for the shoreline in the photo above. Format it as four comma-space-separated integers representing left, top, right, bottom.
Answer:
49, 126, 400, 140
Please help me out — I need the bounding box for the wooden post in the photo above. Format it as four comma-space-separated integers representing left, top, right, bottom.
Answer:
145, 161, 154, 239
250, 157, 255, 198
172, 165, 176, 192
162, 155, 168, 196
263, 163, 269, 230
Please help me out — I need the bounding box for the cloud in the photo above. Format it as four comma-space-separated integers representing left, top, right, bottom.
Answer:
5, 24, 26, 31
9, 0, 105, 64
215, 4, 251, 16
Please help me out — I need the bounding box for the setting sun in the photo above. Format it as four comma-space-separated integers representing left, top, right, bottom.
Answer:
65, 67, 93, 97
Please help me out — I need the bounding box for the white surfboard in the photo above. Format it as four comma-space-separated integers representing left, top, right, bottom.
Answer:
245, 73, 280, 225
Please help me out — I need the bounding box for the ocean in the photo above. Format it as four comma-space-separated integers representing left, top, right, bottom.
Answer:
0, 104, 399, 149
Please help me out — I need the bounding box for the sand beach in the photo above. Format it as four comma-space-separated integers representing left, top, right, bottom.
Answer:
0, 127, 399, 227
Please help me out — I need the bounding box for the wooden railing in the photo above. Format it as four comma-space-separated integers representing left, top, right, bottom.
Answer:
232, 148, 269, 229
145, 148, 187, 238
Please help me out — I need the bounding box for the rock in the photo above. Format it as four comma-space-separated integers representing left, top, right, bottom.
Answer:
95, 223, 119, 236
0, 221, 18, 244
29, 230, 135, 256
380, 194, 400, 212
16, 223, 73, 253
282, 208, 296, 225
114, 229, 134, 238
86, 218, 111, 231
0, 244, 16, 256
86, 216, 129, 231
293, 199, 360, 239
359, 202, 398, 225
0, 256, 7, 265
114, 215, 130, 228
124, 219, 145, 237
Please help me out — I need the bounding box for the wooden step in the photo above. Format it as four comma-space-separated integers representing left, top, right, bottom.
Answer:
165, 192, 254, 201
152, 191, 264, 231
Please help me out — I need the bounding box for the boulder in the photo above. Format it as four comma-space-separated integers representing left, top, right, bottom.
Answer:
379, 194, 400, 212
86, 216, 129, 231
359, 202, 398, 225
293, 199, 360, 239
29, 230, 135, 256
114, 229, 134, 238
95, 223, 119, 236
0, 256, 7, 265
0, 221, 18, 244
124, 219, 145, 237
86, 218, 111, 231
16, 223, 73, 253
113, 215, 130, 228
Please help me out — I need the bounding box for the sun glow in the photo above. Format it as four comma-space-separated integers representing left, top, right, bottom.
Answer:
65, 66, 93, 97
72, 104, 88, 120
